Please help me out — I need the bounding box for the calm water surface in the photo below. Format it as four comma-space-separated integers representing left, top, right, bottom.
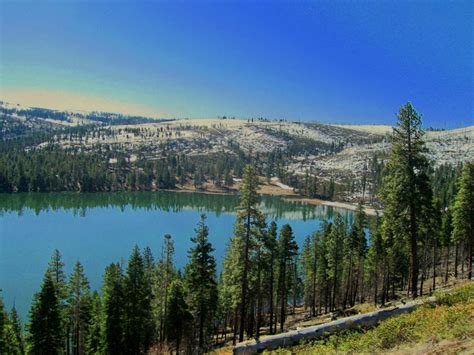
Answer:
0, 191, 354, 321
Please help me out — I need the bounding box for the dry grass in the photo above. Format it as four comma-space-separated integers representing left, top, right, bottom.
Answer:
266, 282, 474, 354
332, 124, 393, 135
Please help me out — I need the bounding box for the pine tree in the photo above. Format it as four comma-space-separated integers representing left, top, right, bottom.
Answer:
326, 214, 346, 310
143, 246, 155, 276
219, 235, 244, 344
253, 217, 272, 339
428, 198, 442, 292
235, 164, 265, 341
277, 224, 298, 331
123, 246, 153, 354
452, 162, 474, 279
266, 221, 278, 334
185, 214, 218, 352
10, 305, 24, 355
154, 234, 175, 344
0, 293, 5, 352
85, 291, 101, 355
101, 263, 124, 354
67, 261, 92, 355
381, 103, 433, 298
344, 202, 367, 308
441, 208, 453, 284
316, 223, 330, 313
29, 272, 63, 354
302, 232, 319, 316
47, 249, 68, 352
0, 295, 22, 355
165, 279, 192, 353
367, 213, 384, 305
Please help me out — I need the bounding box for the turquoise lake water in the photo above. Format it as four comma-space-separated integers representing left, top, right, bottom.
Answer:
0, 191, 354, 321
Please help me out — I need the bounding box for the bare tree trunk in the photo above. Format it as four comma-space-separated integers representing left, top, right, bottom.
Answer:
324, 282, 329, 313
444, 245, 450, 284
312, 242, 317, 316
343, 256, 352, 309
381, 262, 387, 306
432, 239, 437, 291
232, 309, 238, 345
239, 213, 251, 342
256, 254, 262, 340
332, 268, 338, 311
280, 284, 286, 332
374, 260, 378, 306
469, 233, 473, 280
311, 269, 317, 316
248, 299, 255, 338
455, 243, 459, 278
269, 254, 275, 334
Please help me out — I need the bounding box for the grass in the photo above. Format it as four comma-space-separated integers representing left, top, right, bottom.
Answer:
266, 282, 474, 354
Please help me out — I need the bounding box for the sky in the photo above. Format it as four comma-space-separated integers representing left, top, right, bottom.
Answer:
0, 0, 472, 128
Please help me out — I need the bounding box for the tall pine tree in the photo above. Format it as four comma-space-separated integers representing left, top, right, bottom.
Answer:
29, 271, 63, 354
235, 164, 265, 341
277, 224, 298, 331
101, 263, 124, 354
123, 246, 153, 354
67, 261, 92, 355
381, 103, 433, 298
185, 214, 218, 352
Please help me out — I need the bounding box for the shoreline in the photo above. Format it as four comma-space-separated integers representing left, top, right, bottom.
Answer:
283, 197, 381, 216
2, 182, 381, 215
167, 182, 381, 216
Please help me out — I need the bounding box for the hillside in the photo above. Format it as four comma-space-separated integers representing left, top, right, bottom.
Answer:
264, 282, 474, 355
1, 101, 472, 200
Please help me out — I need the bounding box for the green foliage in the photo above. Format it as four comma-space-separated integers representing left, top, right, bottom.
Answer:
123, 246, 154, 354
101, 262, 125, 354
153, 234, 176, 344
234, 164, 267, 341
435, 282, 474, 306
29, 272, 63, 354
381, 102, 433, 298
326, 214, 346, 308
85, 291, 102, 354
277, 224, 298, 331
0, 294, 22, 354
165, 279, 193, 353
452, 162, 474, 278
5, 113, 470, 352
184, 215, 218, 351
67, 261, 92, 355
10, 305, 24, 355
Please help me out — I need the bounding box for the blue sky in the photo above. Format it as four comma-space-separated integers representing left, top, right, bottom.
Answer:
1, 0, 472, 127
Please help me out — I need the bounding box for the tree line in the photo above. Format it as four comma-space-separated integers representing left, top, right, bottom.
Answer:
0, 142, 343, 197
1, 103, 473, 354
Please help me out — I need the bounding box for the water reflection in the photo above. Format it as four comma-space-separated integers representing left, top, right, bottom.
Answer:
0, 191, 354, 223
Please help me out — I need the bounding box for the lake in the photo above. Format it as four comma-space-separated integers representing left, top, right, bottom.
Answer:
0, 191, 354, 322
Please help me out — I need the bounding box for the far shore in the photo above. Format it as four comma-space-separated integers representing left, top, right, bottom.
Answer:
4, 179, 381, 215
166, 180, 381, 216
283, 197, 381, 216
